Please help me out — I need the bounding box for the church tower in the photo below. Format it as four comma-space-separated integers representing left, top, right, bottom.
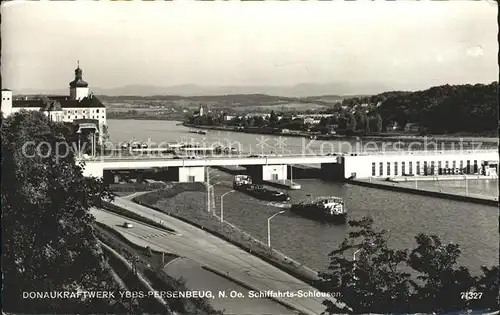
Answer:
69, 61, 89, 100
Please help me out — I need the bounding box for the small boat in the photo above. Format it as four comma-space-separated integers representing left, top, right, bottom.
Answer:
188, 129, 207, 135
233, 175, 290, 202
290, 196, 347, 223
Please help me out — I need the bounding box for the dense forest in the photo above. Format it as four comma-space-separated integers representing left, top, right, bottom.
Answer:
335, 82, 499, 134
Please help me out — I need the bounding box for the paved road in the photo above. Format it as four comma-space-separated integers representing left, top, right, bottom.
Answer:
91, 198, 347, 315
164, 257, 295, 314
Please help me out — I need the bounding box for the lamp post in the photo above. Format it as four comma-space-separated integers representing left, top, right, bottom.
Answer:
352, 242, 375, 280
353, 249, 362, 262
207, 180, 221, 215
220, 190, 235, 223
205, 167, 219, 213
76, 129, 82, 157
91, 131, 95, 157
267, 211, 285, 247
464, 175, 468, 196
282, 164, 286, 184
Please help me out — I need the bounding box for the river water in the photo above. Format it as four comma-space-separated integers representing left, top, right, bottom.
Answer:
107, 119, 499, 273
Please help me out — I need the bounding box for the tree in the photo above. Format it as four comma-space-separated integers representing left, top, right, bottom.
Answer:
354, 112, 366, 132
319, 216, 499, 314
347, 113, 357, 132
408, 234, 476, 312
2, 110, 129, 313
229, 116, 241, 126
338, 116, 348, 130
269, 110, 279, 126
318, 217, 415, 314
364, 116, 372, 133
246, 116, 255, 127
375, 113, 383, 133
254, 115, 265, 127
371, 82, 497, 134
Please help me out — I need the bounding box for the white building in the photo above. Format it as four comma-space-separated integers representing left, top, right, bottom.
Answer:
341, 151, 498, 179
1, 63, 107, 139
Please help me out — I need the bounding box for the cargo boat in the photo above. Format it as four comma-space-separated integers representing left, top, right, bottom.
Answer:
290, 196, 347, 223
233, 175, 291, 202
188, 129, 207, 135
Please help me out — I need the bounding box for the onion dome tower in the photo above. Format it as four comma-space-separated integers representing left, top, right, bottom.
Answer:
69, 61, 89, 100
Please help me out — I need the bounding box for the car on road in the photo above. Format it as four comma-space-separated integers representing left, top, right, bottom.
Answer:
123, 222, 133, 228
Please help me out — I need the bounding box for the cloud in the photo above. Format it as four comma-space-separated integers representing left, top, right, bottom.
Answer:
465, 45, 484, 58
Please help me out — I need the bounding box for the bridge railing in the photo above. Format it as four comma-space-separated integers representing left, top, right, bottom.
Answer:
351, 149, 498, 156
92, 153, 329, 161
79, 149, 498, 162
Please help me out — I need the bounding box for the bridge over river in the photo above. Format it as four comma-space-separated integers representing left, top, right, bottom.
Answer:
80, 149, 498, 185
92, 120, 498, 279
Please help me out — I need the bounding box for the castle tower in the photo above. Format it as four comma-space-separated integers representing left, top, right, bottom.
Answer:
69, 61, 89, 100
1, 89, 13, 117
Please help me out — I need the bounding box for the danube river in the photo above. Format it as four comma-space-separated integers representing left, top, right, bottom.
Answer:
107, 119, 499, 273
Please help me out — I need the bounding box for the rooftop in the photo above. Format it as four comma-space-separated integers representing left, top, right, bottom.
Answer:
13, 96, 106, 109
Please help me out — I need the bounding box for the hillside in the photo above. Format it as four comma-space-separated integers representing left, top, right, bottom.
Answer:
335, 82, 498, 134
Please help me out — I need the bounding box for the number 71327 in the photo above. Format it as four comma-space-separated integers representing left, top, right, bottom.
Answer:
461, 292, 483, 300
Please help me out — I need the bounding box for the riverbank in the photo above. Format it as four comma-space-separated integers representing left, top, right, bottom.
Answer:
184, 123, 499, 145
132, 183, 320, 288
107, 115, 183, 121
349, 178, 498, 207
387, 175, 498, 182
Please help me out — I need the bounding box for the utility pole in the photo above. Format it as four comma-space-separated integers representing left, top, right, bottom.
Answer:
206, 167, 211, 213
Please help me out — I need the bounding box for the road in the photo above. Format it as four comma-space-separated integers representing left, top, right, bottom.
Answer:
91, 197, 347, 315
163, 257, 294, 314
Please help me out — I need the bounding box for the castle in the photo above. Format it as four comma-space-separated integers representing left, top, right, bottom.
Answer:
1, 62, 107, 139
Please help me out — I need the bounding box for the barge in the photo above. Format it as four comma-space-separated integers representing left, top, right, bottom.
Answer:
290, 196, 347, 223
233, 175, 291, 202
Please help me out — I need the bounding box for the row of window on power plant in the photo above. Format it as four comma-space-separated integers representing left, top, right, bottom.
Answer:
371, 160, 494, 177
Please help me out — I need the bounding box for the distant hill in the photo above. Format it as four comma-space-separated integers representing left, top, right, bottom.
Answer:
93, 83, 389, 98
336, 82, 498, 134
12, 82, 389, 98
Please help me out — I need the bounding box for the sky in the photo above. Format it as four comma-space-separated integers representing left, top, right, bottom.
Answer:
1, 0, 498, 94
